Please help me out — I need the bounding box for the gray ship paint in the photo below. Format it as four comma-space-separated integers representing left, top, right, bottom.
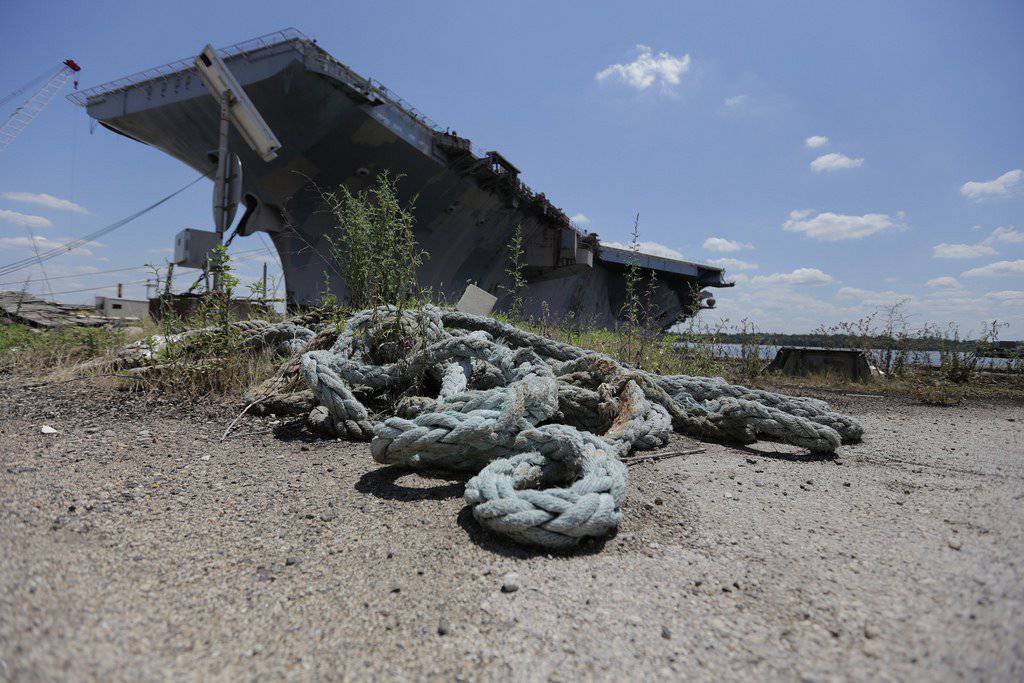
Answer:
71, 30, 731, 328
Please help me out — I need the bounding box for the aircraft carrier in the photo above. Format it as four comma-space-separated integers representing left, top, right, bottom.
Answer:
70, 29, 730, 328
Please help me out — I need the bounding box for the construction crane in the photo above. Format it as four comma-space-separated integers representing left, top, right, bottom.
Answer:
0, 59, 81, 153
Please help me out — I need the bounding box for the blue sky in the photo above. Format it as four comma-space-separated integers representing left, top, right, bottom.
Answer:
1, 0, 1022, 335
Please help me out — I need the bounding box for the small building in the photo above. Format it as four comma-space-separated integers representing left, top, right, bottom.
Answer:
95, 296, 149, 321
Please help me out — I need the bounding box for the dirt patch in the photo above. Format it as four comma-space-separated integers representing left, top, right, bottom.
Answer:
1, 378, 1021, 680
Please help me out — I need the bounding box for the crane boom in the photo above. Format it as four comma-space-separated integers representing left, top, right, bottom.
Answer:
0, 59, 81, 153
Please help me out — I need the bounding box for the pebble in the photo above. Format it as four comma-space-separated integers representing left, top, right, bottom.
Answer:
40, 425, 59, 434
948, 539, 962, 551
321, 511, 338, 522
500, 573, 520, 593
285, 557, 301, 566
661, 625, 672, 639
437, 616, 450, 636
863, 624, 879, 639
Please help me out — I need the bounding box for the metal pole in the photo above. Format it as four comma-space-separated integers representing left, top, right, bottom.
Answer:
262, 262, 267, 304
117, 282, 123, 298
214, 89, 231, 246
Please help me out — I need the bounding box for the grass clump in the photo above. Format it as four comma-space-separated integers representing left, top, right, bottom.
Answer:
0, 322, 130, 375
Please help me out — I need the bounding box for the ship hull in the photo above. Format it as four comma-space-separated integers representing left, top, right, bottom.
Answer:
79, 33, 728, 328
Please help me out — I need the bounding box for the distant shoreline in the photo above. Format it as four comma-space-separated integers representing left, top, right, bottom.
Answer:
685, 332, 1022, 354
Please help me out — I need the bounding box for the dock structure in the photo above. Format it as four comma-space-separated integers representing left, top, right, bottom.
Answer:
70, 29, 731, 328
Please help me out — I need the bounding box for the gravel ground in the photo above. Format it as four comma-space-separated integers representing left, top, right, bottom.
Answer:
1, 377, 1022, 681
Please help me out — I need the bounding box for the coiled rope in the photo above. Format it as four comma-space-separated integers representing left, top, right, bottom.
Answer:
295, 306, 863, 549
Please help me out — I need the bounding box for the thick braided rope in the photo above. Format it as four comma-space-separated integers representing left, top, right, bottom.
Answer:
299, 305, 864, 548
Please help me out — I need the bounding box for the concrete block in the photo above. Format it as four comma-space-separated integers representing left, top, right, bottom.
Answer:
456, 284, 498, 316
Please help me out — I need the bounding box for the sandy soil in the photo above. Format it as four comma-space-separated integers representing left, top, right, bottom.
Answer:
1, 377, 1022, 681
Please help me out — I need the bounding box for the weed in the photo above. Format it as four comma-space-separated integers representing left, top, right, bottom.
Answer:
322, 171, 427, 310
501, 223, 527, 321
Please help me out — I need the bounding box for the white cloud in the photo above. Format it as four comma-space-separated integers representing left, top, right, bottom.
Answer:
751, 268, 833, 286
723, 94, 747, 108
931, 227, 1024, 259
810, 152, 864, 172
986, 226, 1024, 244
600, 240, 684, 260
570, 213, 591, 227
0, 208, 52, 229
783, 210, 904, 241
961, 259, 1024, 278
805, 135, 829, 149
932, 242, 997, 259
1, 192, 89, 214
985, 290, 1024, 306
836, 286, 914, 306
926, 276, 962, 289
702, 236, 753, 252
960, 169, 1023, 200
595, 45, 692, 91
707, 257, 758, 271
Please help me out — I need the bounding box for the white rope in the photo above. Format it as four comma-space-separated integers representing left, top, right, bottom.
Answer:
296, 306, 864, 549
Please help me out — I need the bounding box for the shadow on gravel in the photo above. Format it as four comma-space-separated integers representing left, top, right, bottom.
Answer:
271, 419, 316, 443
355, 465, 466, 501
733, 444, 837, 463
455, 506, 609, 559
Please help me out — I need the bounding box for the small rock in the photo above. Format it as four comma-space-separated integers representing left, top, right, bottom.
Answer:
843, 482, 851, 487
138, 430, 151, 437
321, 511, 338, 522
864, 624, 879, 639
948, 539, 962, 551
661, 625, 672, 639
437, 616, 450, 635
301, 445, 310, 451
40, 425, 59, 435
285, 556, 301, 566
500, 573, 520, 593
102, 430, 116, 438
654, 497, 664, 505
85, 426, 100, 434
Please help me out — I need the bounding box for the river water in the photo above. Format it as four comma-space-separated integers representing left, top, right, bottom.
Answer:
691, 343, 1018, 370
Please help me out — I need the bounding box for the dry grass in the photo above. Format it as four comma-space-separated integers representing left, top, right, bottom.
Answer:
118, 350, 282, 399
0, 323, 143, 377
